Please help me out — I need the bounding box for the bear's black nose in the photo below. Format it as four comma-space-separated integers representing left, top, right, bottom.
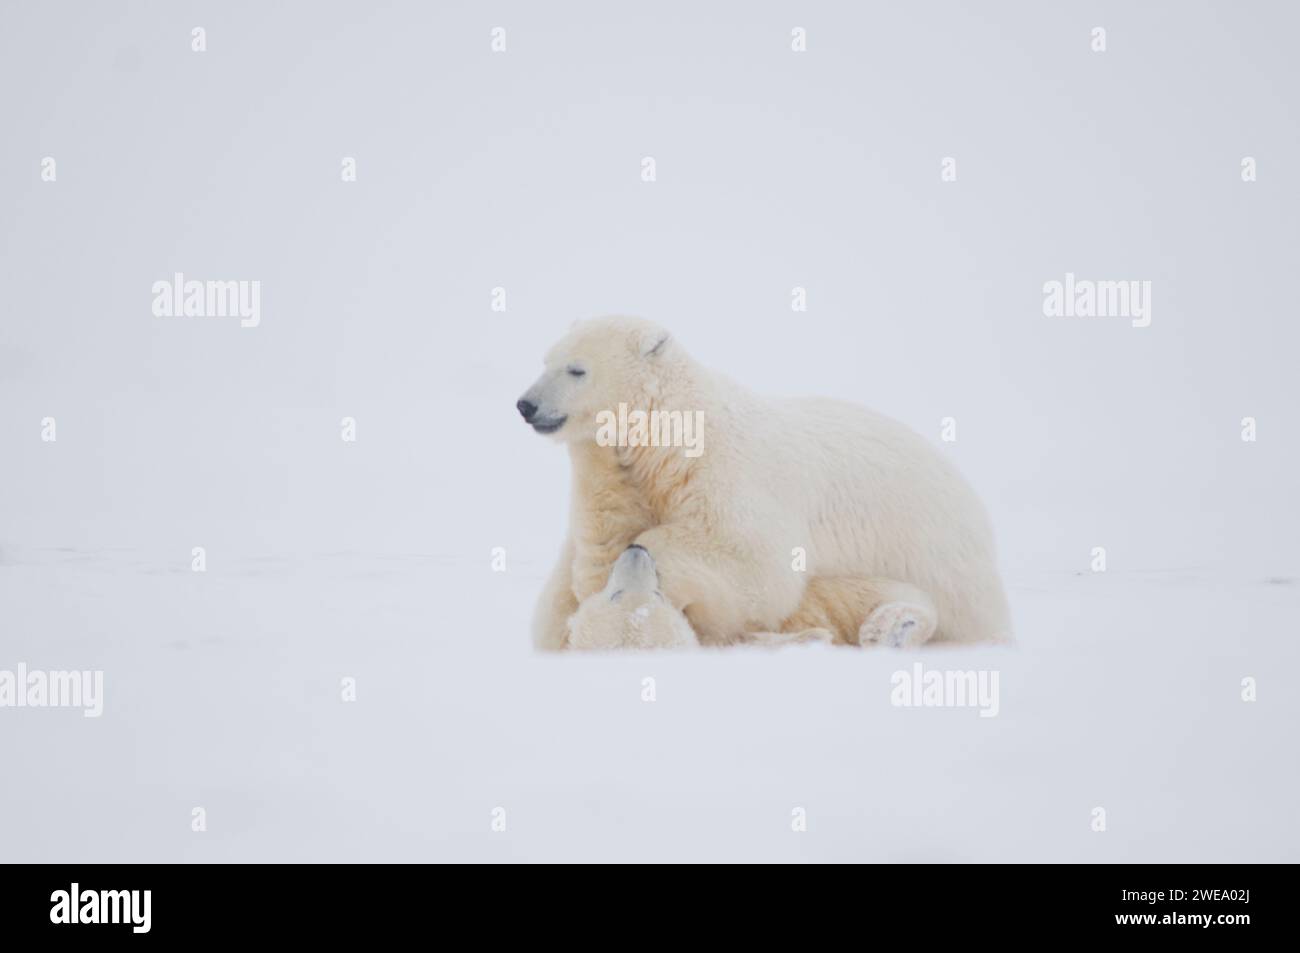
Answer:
517, 399, 537, 422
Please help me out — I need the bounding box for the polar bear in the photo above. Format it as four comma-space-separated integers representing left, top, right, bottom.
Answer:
519, 316, 1012, 651
567, 545, 837, 651
567, 545, 698, 650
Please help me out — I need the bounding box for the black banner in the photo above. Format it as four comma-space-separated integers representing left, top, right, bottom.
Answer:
3, 865, 1271, 940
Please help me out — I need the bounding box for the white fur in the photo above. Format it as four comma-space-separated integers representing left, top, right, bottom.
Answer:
566, 546, 697, 651
565, 546, 839, 651
523, 317, 1012, 650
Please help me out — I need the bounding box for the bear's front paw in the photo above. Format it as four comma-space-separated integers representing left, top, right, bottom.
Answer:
858, 602, 936, 649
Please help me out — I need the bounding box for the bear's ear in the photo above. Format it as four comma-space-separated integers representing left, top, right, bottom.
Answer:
638, 330, 671, 359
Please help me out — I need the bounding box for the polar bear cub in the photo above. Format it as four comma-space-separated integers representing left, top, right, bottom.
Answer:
567, 546, 859, 651
566, 545, 697, 650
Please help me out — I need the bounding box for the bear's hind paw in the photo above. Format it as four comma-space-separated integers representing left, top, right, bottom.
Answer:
858, 602, 936, 649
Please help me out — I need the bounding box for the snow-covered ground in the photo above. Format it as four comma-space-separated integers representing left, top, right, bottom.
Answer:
2, 1, 1298, 862
2, 545, 1295, 863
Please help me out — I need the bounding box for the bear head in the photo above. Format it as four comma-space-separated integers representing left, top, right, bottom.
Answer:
515, 316, 677, 443
566, 545, 698, 651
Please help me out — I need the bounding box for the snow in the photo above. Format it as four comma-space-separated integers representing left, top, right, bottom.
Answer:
2, 546, 1295, 862
2, 0, 1298, 862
